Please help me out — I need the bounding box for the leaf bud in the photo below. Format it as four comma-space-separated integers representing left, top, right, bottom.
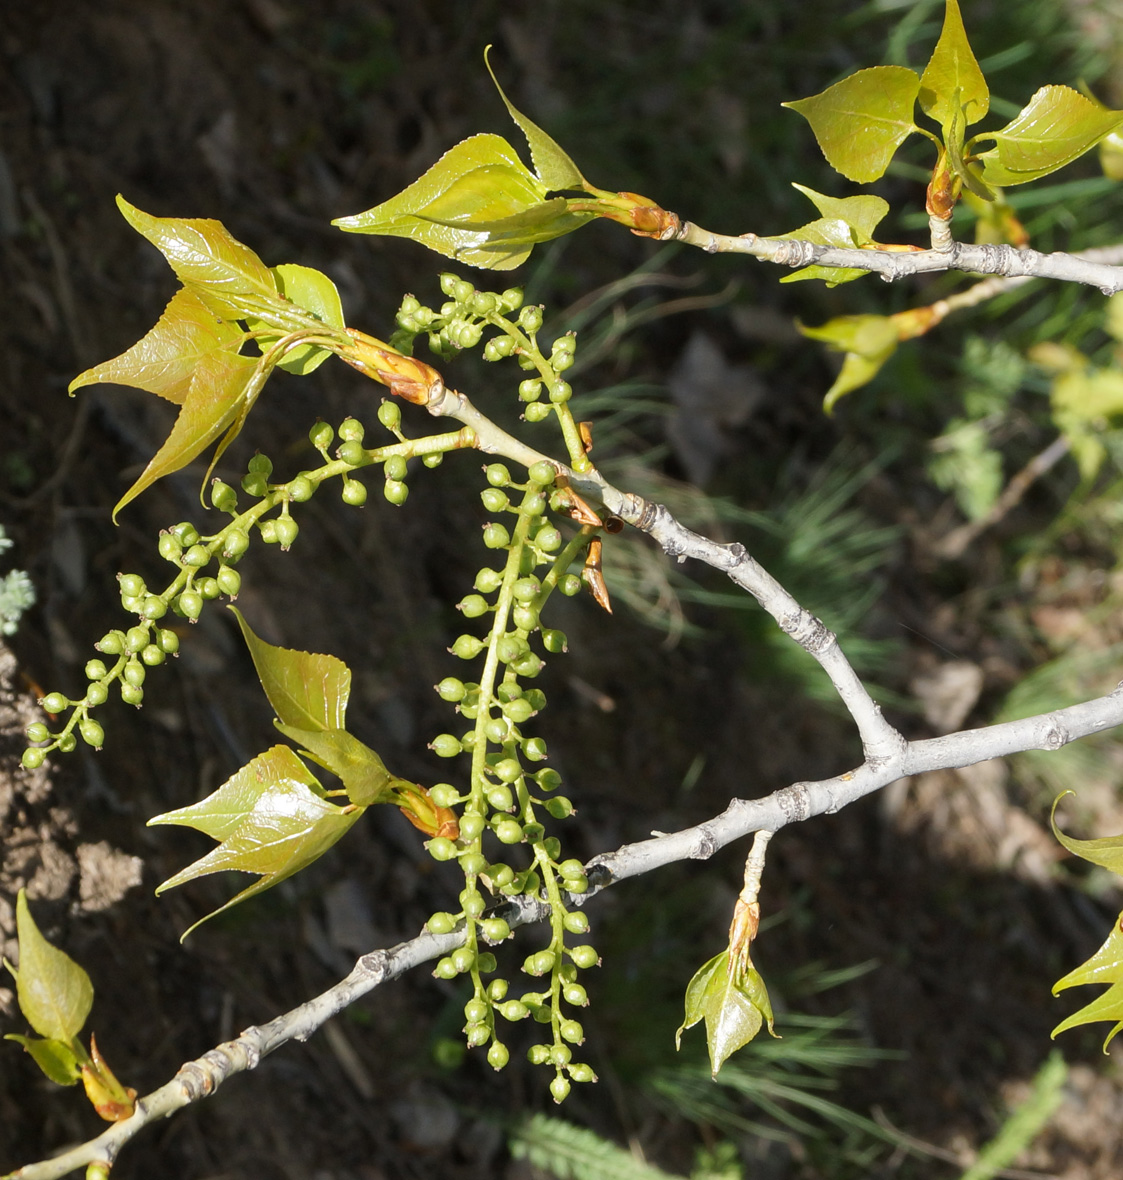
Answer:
383, 480, 409, 506
429, 733, 462, 758
487, 1042, 510, 1070
524, 402, 552, 423
309, 420, 334, 450
377, 401, 402, 432
341, 479, 368, 506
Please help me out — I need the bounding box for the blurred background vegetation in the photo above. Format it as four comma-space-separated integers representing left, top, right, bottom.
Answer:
5, 0, 1123, 1176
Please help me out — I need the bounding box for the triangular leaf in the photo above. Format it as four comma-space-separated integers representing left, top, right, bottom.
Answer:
116, 195, 279, 315
675, 950, 777, 1075
230, 606, 350, 732
777, 189, 891, 286
484, 45, 587, 191
798, 314, 901, 411
1052, 979, 1123, 1047
1052, 795, 1123, 875
249, 263, 347, 376
975, 86, 1123, 187
274, 723, 398, 807
333, 134, 552, 270
68, 288, 243, 406
112, 346, 259, 520
918, 0, 989, 127
1054, 913, 1123, 993
149, 744, 363, 936
4, 1035, 83, 1086
8, 890, 93, 1042
676, 952, 725, 1049
790, 185, 890, 239
782, 66, 920, 183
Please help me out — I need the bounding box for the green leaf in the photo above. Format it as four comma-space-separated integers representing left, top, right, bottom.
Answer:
1052, 794, 1123, 875
6, 889, 93, 1042
333, 134, 556, 270
1050, 366, 1123, 480
68, 288, 243, 406
918, 0, 989, 127
111, 345, 260, 520
4, 1034, 84, 1086
676, 950, 776, 1076
1054, 913, 1123, 993
149, 744, 364, 936
249, 263, 347, 376
777, 187, 891, 285
790, 185, 890, 239
798, 313, 899, 411
975, 86, 1123, 187
274, 723, 399, 807
782, 66, 920, 183
116, 195, 279, 315
484, 45, 587, 191
1052, 979, 1123, 1047
230, 606, 350, 731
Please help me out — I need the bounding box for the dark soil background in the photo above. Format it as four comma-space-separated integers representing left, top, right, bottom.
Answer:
4, 2, 1123, 1178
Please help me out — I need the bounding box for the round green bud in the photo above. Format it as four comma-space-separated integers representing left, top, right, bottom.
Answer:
338, 440, 367, 468
436, 677, 466, 702
457, 322, 482, 349
512, 653, 543, 679
487, 1042, 509, 1070
120, 594, 145, 614
495, 758, 522, 784
536, 528, 564, 554
383, 480, 409, 506
458, 594, 490, 619
464, 997, 489, 1024
433, 957, 459, 980
140, 596, 167, 620
518, 379, 543, 402
484, 717, 509, 744
474, 568, 503, 594
560, 1019, 584, 1044
96, 631, 125, 656
338, 417, 365, 443
309, 420, 334, 450
120, 683, 144, 707
429, 733, 462, 759
174, 591, 204, 621
341, 479, 368, 506
524, 950, 554, 977
123, 659, 146, 689
198, 577, 221, 600
485, 464, 511, 488
467, 292, 495, 316
422, 453, 443, 468
491, 864, 516, 889
527, 1044, 551, 1066
141, 644, 165, 667
158, 533, 184, 563
274, 518, 299, 550
241, 472, 269, 498
182, 544, 209, 569
522, 822, 545, 845
560, 573, 583, 597
482, 522, 510, 550
483, 336, 514, 362
384, 454, 408, 482
546, 797, 575, 820
377, 401, 402, 432
21, 747, 46, 770
119, 574, 146, 600
427, 837, 458, 862
210, 480, 239, 513
157, 629, 180, 655
488, 978, 509, 1002
287, 474, 315, 503
248, 453, 273, 477
460, 889, 486, 919
465, 1025, 491, 1049
459, 851, 488, 876
496, 635, 526, 665
25, 722, 50, 743
552, 350, 575, 374
450, 634, 484, 660
563, 982, 588, 1006
429, 783, 460, 808
399, 294, 421, 316
459, 813, 486, 841
451, 946, 476, 973
496, 819, 523, 845
559, 859, 585, 880
79, 719, 104, 748
501, 1001, 530, 1022
568, 1063, 596, 1083
566, 876, 589, 894
550, 1075, 572, 1104
522, 493, 547, 518
216, 566, 241, 597
85, 659, 108, 681
568, 945, 599, 970
521, 737, 547, 764
516, 352, 537, 371
541, 629, 567, 654
512, 604, 539, 632
518, 305, 544, 334
452, 279, 474, 304
512, 577, 540, 603
480, 487, 509, 514
486, 784, 514, 811
85, 682, 109, 706
524, 402, 552, 423
481, 918, 511, 943
125, 627, 148, 654
223, 529, 250, 560
171, 522, 201, 546
500, 288, 524, 312
549, 381, 573, 403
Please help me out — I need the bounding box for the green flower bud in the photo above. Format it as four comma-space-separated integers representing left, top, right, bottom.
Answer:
525, 741, 551, 766
500, 288, 524, 312
486, 784, 514, 811
383, 454, 407, 482
491, 864, 515, 889
338, 440, 367, 467
518, 379, 543, 402
25, 722, 50, 743
21, 747, 46, 770
96, 631, 126, 656
464, 997, 489, 1024
436, 677, 466, 702
430, 733, 462, 758
487, 979, 509, 1003
527, 1044, 551, 1066
171, 522, 201, 546
248, 453, 273, 477
158, 533, 184, 563
560, 573, 582, 596
223, 529, 250, 560
524, 950, 555, 977
481, 918, 511, 943
502, 1001, 530, 1022
483, 335, 515, 361
459, 851, 488, 876
459, 889, 485, 919
182, 544, 209, 568
549, 381, 573, 403
56, 731, 75, 753
563, 982, 588, 1006
139, 596, 167, 620
433, 957, 459, 980
541, 629, 567, 654
482, 520, 510, 547
457, 322, 482, 349
309, 420, 334, 450
377, 401, 402, 432
495, 758, 522, 784
177, 591, 203, 621
484, 717, 509, 744
341, 479, 368, 506
487, 1042, 510, 1070
459, 813, 486, 841
458, 594, 490, 619
480, 487, 509, 514
85, 682, 109, 706
157, 629, 180, 655
452, 279, 475, 303
118, 573, 146, 598
216, 566, 241, 597
123, 659, 146, 689
241, 472, 269, 498
85, 659, 108, 681
429, 783, 461, 808
474, 568, 503, 594
273, 518, 299, 550
338, 417, 365, 443
551, 1044, 572, 1067
79, 719, 104, 748
287, 474, 315, 503
568, 945, 599, 970
518, 305, 544, 334
120, 683, 144, 707
125, 626, 148, 654
485, 464, 511, 487
427, 837, 458, 862
451, 945, 476, 973
476, 951, 497, 974
524, 402, 552, 423
536, 527, 563, 553
450, 634, 484, 660
512, 652, 544, 679
550, 1075, 571, 1103
383, 480, 409, 506
198, 577, 221, 600
210, 480, 239, 513
512, 604, 539, 632
496, 635, 527, 664
422, 453, 443, 468
496, 819, 523, 845
140, 643, 164, 667
560, 1019, 584, 1045
568, 1063, 596, 1083
546, 797, 575, 819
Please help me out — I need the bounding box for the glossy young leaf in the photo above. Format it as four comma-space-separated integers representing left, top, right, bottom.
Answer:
6, 889, 93, 1043
1052, 980, 1123, 1048
4, 1034, 83, 1086
149, 744, 364, 937
975, 86, 1123, 187
274, 723, 398, 807
484, 45, 587, 191
248, 263, 347, 376
231, 606, 350, 732
1054, 914, 1123, 994
777, 187, 890, 285
782, 66, 920, 183
423, 197, 595, 255
1052, 793, 1123, 875
918, 0, 989, 127
111, 346, 260, 520
81, 1033, 137, 1123
333, 134, 552, 270
676, 950, 777, 1076
68, 287, 241, 407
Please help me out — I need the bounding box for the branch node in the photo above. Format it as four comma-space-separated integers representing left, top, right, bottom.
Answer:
775, 782, 811, 824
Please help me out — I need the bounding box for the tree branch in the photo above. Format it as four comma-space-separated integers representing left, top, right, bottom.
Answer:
9, 679, 1123, 1180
